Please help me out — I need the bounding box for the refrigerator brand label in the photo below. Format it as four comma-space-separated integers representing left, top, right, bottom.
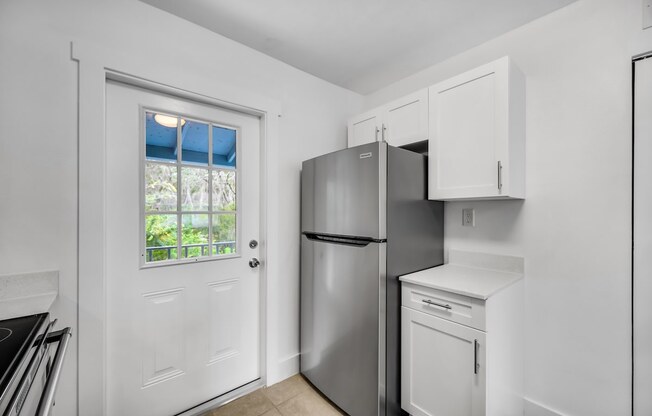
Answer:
359, 152, 372, 159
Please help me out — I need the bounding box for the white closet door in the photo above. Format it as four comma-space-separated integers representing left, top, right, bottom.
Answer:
635, 56, 652, 416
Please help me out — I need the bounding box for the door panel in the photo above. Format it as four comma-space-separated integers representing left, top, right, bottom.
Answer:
105, 81, 261, 416
348, 111, 380, 147
432, 74, 497, 191
300, 236, 383, 416
384, 89, 428, 147
141, 288, 186, 387
402, 307, 486, 416
428, 59, 512, 200
301, 142, 383, 239
207, 279, 239, 363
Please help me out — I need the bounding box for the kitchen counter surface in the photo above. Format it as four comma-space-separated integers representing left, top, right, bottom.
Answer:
400, 250, 524, 300
0, 271, 58, 320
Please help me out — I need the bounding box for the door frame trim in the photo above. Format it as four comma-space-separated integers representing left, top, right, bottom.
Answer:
73, 41, 280, 416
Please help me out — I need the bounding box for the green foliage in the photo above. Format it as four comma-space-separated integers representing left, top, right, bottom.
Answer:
145, 164, 237, 262
146, 211, 236, 262
145, 215, 176, 247
145, 215, 178, 261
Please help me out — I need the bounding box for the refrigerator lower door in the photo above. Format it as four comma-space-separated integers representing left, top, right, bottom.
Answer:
300, 235, 386, 416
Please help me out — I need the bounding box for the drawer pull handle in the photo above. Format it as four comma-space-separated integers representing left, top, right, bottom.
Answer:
474, 339, 479, 375
422, 299, 452, 310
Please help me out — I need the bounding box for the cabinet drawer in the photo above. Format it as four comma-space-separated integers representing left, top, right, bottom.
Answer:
402, 282, 485, 330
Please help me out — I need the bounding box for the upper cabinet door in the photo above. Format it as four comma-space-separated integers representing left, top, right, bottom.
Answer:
347, 89, 428, 149
428, 57, 525, 200
383, 88, 429, 147
348, 110, 380, 148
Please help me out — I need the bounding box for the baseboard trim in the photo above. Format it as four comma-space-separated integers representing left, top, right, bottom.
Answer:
524, 398, 564, 416
268, 353, 300, 386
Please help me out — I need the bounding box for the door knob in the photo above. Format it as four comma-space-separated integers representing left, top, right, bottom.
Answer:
249, 258, 261, 268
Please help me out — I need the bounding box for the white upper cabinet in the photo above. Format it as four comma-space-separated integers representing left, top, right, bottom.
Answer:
383, 89, 429, 147
348, 110, 380, 148
347, 88, 428, 148
428, 56, 525, 200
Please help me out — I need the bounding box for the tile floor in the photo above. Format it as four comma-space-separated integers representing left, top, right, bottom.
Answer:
201, 375, 345, 416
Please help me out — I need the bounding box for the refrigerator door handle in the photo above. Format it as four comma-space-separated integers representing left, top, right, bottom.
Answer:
302, 232, 386, 247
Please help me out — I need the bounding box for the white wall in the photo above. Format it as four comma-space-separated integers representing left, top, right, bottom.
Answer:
365, 0, 651, 414
4, 0, 649, 414
0, 0, 362, 414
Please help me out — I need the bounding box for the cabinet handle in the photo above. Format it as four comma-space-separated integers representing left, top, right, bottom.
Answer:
381, 124, 387, 142
497, 161, 503, 191
474, 339, 479, 375
422, 299, 452, 310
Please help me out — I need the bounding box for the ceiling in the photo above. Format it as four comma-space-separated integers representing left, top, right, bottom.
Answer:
145, 112, 236, 167
140, 0, 576, 94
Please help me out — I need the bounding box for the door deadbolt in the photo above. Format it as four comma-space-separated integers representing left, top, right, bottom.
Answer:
249, 240, 258, 249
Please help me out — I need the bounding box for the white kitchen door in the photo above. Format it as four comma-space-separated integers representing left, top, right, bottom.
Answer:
105, 80, 261, 416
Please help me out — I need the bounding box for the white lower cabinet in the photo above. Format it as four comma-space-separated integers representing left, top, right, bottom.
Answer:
402, 307, 486, 416
401, 280, 523, 416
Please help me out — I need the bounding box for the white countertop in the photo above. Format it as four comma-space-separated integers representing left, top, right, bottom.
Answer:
399, 250, 524, 300
0, 271, 58, 320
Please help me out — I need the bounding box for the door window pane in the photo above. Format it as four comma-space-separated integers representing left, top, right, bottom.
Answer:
145, 215, 178, 262
181, 167, 209, 211
181, 214, 209, 258
181, 121, 209, 165
146, 112, 179, 162
213, 214, 236, 255
143, 111, 239, 264
212, 170, 236, 211
145, 163, 177, 212
212, 126, 236, 168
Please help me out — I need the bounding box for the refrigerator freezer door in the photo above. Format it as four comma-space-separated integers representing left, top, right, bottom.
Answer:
300, 235, 385, 416
301, 142, 385, 240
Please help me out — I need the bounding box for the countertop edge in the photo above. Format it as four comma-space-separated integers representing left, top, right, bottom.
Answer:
399, 263, 524, 300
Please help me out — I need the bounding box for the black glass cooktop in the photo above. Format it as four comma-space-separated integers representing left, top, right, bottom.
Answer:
0, 313, 49, 403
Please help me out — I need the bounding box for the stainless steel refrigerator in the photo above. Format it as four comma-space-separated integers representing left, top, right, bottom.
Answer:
300, 141, 444, 416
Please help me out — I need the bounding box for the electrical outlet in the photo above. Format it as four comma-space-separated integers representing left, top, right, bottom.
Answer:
462, 208, 475, 227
